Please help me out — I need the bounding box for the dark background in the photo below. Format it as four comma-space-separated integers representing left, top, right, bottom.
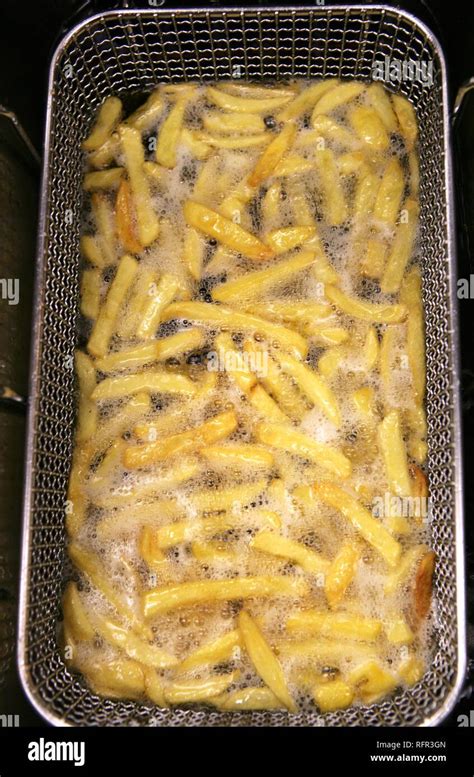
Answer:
0, 0, 472, 727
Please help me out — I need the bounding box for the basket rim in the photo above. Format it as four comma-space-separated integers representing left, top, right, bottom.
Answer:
18, 3, 466, 728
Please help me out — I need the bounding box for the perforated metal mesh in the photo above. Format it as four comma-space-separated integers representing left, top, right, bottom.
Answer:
20, 6, 464, 726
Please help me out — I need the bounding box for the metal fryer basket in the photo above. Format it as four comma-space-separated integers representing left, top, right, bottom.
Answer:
19, 5, 465, 727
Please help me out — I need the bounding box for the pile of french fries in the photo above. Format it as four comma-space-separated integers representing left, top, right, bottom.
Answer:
64, 78, 434, 713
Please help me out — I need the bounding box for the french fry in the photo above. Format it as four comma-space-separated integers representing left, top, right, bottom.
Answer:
201, 444, 274, 469
183, 227, 205, 281
119, 125, 160, 246
256, 423, 351, 479
272, 155, 314, 177
360, 237, 386, 278
311, 115, 359, 149
88, 438, 124, 491
314, 148, 348, 225
324, 284, 407, 324
140, 525, 167, 568
221, 82, 296, 99
128, 88, 164, 132
244, 340, 309, 421
83, 96, 122, 151
318, 345, 345, 379
348, 660, 397, 703
238, 611, 296, 712
367, 83, 398, 132
156, 97, 188, 168
313, 680, 354, 712
353, 168, 379, 220
214, 686, 282, 710
351, 388, 375, 422
264, 226, 316, 255
92, 370, 196, 402
180, 127, 212, 160
378, 410, 412, 497
373, 158, 405, 227
162, 301, 308, 359
392, 94, 418, 149
184, 201, 274, 262
144, 668, 167, 707
250, 531, 329, 575
248, 123, 297, 187
272, 349, 341, 427
287, 179, 315, 227
63, 582, 95, 641
206, 86, 292, 114
310, 482, 402, 567
89, 90, 164, 168
84, 167, 123, 191
90, 610, 178, 668
286, 611, 382, 642
277, 636, 375, 663
212, 250, 316, 303
203, 112, 265, 134
261, 181, 282, 231
348, 106, 389, 152
312, 81, 365, 118
116, 267, 155, 339
151, 514, 231, 550
143, 576, 309, 617
411, 550, 435, 625
91, 193, 117, 266
83, 659, 145, 699
80, 269, 101, 320
364, 326, 379, 370
116, 178, 142, 254
400, 267, 425, 403
386, 617, 414, 645
192, 541, 236, 564
126, 410, 237, 468
80, 234, 105, 269
94, 461, 199, 508
179, 630, 241, 672
165, 673, 238, 704
381, 199, 419, 293
92, 392, 151, 455
248, 384, 290, 425
69, 543, 151, 639
383, 545, 429, 596
245, 299, 331, 328
75, 351, 97, 442
188, 479, 267, 513
94, 330, 204, 372
325, 543, 360, 608
135, 274, 180, 339
338, 150, 367, 176
397, 654, 424, 687
278, 79, 339, 121
198, 132, 271, 150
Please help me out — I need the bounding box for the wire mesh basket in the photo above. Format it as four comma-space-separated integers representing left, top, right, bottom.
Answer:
19, 5, 465, 726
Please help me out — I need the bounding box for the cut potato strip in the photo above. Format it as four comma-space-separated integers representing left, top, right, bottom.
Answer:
239, 611, 297, 712
256, 422, 351, 479
143, 576, 309, 617
310, 482, 402, 567
184, 200, 274, 261
87, 254, 138, 357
